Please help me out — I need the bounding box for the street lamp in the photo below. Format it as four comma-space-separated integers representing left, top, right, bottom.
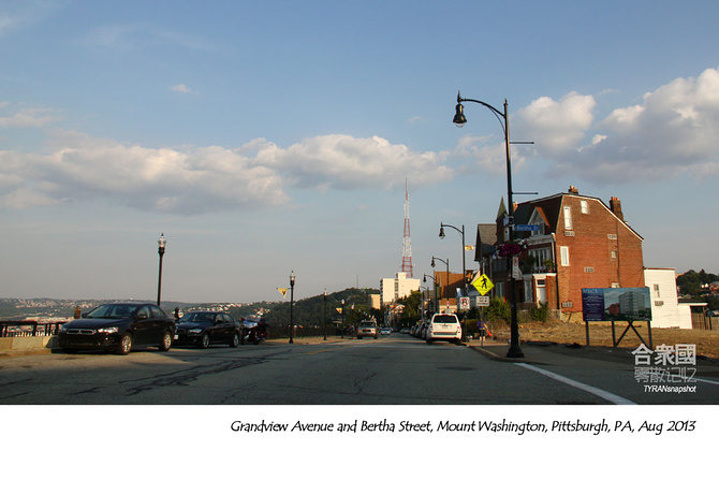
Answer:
453, 91, 523, 358
289, 271, 296, 344
422, 274, 439, 315
157, 233, 166, 307
430, 256, 450, 312
440, 222, 466, 294
323, 288, 328, 341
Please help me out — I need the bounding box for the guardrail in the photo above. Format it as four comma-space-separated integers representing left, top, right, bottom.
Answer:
0, 320, 68, 338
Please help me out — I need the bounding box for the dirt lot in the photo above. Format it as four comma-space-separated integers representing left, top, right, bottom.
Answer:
488, 320, 719, 359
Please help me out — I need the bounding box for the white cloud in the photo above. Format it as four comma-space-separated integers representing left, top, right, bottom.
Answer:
0, 102, 57, 127
171, 84, 193, 94
0, 1, 60, 37
0, 107, 56, 127
82, 23, 216, 52
271, 134, 453, 190
0, 131, 453, 214
509, 68, 719, 183
515, 92, 596, 155
571, 68, 719, 182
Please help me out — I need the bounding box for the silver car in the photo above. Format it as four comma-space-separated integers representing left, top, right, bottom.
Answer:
357, 321, 378, 339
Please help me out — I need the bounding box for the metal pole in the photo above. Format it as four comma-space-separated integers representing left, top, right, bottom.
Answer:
289, 273, 295, 344
461, 225, 466, 294
323, 289, 327, 341
157, 248, 164, 307
504, 99, 524, 358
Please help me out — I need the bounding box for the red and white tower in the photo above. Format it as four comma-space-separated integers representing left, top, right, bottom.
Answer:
400, 178, 414, 278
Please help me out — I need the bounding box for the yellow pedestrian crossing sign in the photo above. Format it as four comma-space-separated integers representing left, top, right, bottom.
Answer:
472, 274, 494, 295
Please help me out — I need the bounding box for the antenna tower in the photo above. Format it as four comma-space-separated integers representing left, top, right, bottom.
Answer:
401, 178, 414, 277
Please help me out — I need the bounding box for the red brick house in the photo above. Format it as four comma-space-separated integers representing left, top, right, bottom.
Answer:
477, 187, 645, 316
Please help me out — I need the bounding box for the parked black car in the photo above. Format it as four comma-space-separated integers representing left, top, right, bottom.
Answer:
174, 311, 241, 348
58, 303, 175, 355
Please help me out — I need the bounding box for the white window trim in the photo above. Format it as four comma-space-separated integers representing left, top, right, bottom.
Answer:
580, 200, 589, 214
560, 246, 570, 267
563, 206, 573, 230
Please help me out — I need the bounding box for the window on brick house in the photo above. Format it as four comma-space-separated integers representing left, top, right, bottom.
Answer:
560, 246, 570, 266
581, 200, 589, 214
653, 284, 660, 298
563, 206, 573, 230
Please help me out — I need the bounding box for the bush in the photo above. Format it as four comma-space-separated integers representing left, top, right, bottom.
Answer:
486, 297, 511, 324
529, 301, 549, 322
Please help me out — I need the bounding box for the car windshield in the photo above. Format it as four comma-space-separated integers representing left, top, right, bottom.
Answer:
180, 312, 216, 323
433, 315, 457, 323
86, 304, 138, 319
359, 322, 376, 328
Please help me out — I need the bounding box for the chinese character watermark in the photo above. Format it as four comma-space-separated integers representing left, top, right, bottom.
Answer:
631, 344, 697, 394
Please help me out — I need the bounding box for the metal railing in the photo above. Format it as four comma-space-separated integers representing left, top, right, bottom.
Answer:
0, 320, 68, 338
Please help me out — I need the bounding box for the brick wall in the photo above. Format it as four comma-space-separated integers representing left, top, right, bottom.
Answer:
555, 195, 644, 313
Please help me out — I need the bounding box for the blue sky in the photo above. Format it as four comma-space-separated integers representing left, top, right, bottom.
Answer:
1, 0, 718, 303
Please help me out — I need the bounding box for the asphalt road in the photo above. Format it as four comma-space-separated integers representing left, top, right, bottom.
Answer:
1, 334, 717, 404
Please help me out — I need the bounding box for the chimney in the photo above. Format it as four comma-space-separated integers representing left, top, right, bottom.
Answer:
568, 185, 578, 194
610, 196, 624, 220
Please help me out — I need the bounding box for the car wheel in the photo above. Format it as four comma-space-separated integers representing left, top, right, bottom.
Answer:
426, 339, 433, 344
62, 348, 77, 354
117, 333, 133, 355
159, 330, 172, 351
200, 333, 210, 349
357, 335, 362, 340
229, 332, 240, 348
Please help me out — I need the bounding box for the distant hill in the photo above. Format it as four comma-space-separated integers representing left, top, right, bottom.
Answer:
0, 288, 380, 325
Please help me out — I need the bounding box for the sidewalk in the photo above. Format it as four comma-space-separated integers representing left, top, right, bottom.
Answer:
466, 337, 719, 376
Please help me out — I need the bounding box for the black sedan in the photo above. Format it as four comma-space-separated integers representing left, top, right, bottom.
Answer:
174, 311, 241, 348
58, 303, 175, 355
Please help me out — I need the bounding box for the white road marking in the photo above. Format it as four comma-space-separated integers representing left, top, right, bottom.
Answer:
516, 362, 636, 405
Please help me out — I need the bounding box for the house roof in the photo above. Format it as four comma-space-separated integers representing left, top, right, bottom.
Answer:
474, 223, 498, 261
509, 191, 643, 241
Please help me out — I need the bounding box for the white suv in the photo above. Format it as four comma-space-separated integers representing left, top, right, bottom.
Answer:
425, 313, 462, 344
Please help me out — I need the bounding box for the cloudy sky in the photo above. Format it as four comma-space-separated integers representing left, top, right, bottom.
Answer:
1, 0, 718, 303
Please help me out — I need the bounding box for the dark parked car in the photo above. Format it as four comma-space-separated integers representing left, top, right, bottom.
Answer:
58, 303, 175, 355
174, 311, 241, 348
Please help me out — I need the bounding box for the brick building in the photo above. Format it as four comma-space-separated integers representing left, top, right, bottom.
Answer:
477, 187, 645, 316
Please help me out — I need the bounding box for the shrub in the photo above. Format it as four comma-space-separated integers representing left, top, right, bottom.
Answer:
529, 301, 549, 322
486, 297, 511, 324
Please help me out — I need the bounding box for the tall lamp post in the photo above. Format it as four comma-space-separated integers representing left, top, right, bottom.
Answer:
440, 222, 466, 294
156, 233, 166, 307
422, 274, 439, 315
289, 271, 296, 344
323, 288, 328, 341
453, 91, 523, 358
430, 256, 450, 312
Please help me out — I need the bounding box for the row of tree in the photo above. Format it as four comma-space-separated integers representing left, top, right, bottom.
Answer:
676, 269, 719, 309
226, 288, 380, 337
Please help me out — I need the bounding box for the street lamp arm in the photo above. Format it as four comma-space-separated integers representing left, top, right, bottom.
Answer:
457, 95, 504, 118
456, 92, 507, 136
440, 222, 463, 235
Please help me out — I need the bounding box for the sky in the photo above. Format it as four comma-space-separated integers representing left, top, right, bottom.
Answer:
1, 0, 718, 304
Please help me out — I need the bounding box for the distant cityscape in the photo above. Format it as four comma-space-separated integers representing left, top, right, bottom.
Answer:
0, 298, 247, 322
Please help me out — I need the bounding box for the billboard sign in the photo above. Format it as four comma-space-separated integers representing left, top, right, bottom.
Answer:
582, 288, 652, 322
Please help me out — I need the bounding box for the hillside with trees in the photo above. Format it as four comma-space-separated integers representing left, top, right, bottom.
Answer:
226, 288, 380, 337
676, 269, 719, 310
